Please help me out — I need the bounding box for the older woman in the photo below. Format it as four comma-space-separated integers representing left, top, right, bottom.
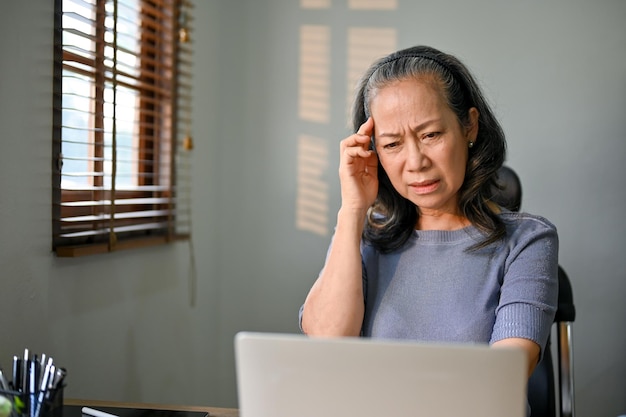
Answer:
300, 45, 558, 382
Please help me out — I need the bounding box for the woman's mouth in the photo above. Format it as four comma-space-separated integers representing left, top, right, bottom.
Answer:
409, 179, 440, 195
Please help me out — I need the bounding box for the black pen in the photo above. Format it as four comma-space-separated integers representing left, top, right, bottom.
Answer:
22, 348, 30, 394
12, 355, 21, 391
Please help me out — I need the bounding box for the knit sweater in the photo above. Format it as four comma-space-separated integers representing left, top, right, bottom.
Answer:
300, 211, 559, 355
360, 211, 558, 353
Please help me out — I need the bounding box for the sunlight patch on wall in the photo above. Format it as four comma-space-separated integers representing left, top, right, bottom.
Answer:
299, 25, 331, 124
346, 27, 397, 123
301, 0, 331, 8
295, 135, 329, 236
348, 0, 397, 10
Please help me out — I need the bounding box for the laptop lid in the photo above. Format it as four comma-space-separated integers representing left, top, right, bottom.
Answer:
234, 331, 527, 417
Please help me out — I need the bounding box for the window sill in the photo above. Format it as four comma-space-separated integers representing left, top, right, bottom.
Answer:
54, 234, 190, 258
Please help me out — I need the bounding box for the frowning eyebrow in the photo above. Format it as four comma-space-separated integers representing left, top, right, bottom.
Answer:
375, 118, 442, 139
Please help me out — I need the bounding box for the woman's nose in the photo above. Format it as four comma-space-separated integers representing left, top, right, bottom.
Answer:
405, 140, 428, 171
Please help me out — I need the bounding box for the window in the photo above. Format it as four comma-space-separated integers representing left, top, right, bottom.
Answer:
52, 0, 193, 257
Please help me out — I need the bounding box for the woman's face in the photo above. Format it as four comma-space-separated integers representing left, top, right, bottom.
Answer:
370, 78, 478, 222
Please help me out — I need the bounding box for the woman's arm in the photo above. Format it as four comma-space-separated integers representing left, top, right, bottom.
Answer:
492, 216, 559, 378
300, 209, 367, 336
301, 118, 378, 337
492, 337, 540, 377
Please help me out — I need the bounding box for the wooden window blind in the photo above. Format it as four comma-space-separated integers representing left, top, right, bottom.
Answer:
52, 0, 194, 257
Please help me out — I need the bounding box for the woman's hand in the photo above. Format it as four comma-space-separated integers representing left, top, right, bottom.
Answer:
339, 117, 379, 214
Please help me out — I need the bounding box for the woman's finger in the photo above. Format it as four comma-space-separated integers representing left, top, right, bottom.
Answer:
356, 117, 374, 136
341, 118, 374, 149
342, 144, 373, 161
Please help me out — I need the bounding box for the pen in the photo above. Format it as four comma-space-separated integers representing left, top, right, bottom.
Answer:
12, 356, 21, 391
82, 407, 120, 417
22, 349, 30, 395
50, 367, 66, 392
39, 358, 54, 393
28, 359, 37, 417
0, 367, 9, 391
33, 358, 54, 417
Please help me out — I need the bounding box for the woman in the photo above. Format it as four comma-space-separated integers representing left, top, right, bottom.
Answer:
299, 45, 558, 380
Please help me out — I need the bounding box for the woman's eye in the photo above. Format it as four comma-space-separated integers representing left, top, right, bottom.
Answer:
422, 132, 440, 142
383, 141, 399, 149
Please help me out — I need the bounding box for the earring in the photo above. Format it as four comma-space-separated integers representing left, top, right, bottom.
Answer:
468, 141, 474, 148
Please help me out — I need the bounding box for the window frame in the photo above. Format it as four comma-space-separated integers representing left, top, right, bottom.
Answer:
52, 0, 192, 257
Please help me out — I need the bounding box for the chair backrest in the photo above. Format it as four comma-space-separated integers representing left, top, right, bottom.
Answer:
491, 166, 576, 417
491, 165, 522, 212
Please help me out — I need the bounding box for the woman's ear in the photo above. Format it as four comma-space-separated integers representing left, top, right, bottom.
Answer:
466, 107, 479, 143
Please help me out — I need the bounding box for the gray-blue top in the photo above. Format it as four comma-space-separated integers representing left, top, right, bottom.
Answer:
300, 211, 559, 356
360, 211, 558, 354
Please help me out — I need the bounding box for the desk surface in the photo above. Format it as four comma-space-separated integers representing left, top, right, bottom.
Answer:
64, 398, 239, 417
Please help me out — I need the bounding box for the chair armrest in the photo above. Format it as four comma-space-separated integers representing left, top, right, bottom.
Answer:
558, 321, 575, 417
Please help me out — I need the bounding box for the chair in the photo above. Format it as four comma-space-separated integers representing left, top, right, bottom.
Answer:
491, 166, 576, 417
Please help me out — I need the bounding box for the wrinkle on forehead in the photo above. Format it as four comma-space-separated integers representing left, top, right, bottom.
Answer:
370, 78, 453, 139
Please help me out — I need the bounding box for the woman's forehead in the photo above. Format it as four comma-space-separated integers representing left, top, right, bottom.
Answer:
371, 79, 448, 115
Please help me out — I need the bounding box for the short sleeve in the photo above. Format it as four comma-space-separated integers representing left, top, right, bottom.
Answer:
490, 215, 559, 358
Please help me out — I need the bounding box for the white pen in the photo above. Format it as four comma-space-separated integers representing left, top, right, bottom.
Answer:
28, 359, 38, 417
81, 407, 120, 417
39, 358, 54, 392
0, 367, 9, 391
33, 358, 54, 417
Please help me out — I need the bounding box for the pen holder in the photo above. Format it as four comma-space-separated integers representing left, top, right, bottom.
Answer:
0, 386, 63, 417
37, 386, 63, 417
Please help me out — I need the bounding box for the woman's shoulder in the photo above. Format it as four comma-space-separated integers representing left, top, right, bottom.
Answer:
498, 210, 558, 237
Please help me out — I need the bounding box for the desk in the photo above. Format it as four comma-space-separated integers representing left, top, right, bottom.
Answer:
64, 398, 239, 417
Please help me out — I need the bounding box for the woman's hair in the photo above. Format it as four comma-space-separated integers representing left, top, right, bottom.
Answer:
353, 45, 507, 253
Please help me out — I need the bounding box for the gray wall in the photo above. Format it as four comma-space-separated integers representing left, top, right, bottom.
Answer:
0, 1, 624, 416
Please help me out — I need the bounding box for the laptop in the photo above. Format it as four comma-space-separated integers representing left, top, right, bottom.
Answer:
234, 332, 528, 417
